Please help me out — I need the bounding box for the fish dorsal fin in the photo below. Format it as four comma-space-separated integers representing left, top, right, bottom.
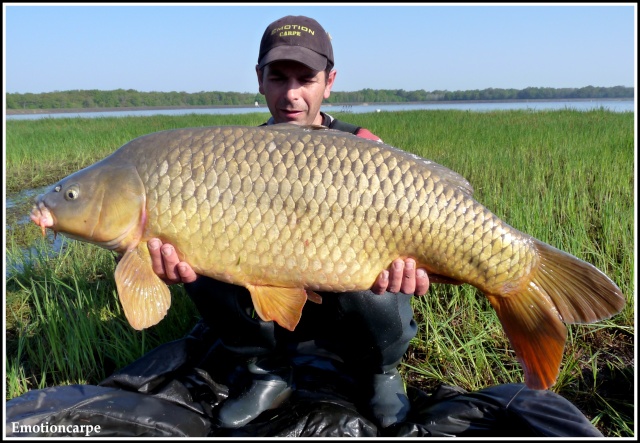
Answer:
377, 142, 476, 198
392, 152, 474, 197
115, 244, 171, 330
246, 284, 308, 331
425, 160, 475, 197
270, 123, 329, 132
269, 123, 474, 196
302, 124, 331, 131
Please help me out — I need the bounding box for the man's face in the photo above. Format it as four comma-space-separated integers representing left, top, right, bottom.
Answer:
257, 60, 336, 126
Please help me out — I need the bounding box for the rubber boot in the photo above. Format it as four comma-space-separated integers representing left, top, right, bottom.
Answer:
216, 357, 293, 428
369, 368, 411, 428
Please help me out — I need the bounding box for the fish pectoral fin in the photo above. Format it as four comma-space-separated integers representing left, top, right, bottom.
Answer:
114, 245, 171, 330
246, 284, 308, 331
486, 287, 567, 390
306, 290, 323, 304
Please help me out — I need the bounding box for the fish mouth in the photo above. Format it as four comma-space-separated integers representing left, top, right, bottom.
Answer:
30, 200, 55, 236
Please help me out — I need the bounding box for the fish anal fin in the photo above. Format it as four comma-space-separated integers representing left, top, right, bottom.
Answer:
426, 273, 464, 285
246, 284, 308, 331
415, 261, 464, 285
114, 244, 171, 330
306, 290, 323, 304
487, 285, 567, 390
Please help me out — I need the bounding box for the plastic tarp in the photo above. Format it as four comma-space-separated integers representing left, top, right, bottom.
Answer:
6, 322, 603, 437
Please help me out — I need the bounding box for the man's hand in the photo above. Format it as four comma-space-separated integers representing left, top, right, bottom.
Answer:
148, 238, 198, 285
371, 258, 430, 296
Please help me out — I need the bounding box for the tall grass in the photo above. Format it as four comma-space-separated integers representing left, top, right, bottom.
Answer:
5, 109, 635, 436
5, 113, 271, 192
6, 235, 199, 393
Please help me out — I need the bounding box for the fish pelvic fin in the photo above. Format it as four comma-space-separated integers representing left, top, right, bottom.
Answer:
115, 244, 171, 330
486, 239, 625, 390
306, 290, 323, 304
246, 284, 308, 331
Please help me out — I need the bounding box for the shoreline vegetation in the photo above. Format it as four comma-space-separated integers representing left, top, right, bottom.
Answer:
5, 110, 634, 437
5, 86, 633, 115
5, 97, 635, 116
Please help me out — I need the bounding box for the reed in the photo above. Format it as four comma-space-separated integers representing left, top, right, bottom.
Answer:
5, 113, 271, 192
5, 109, 634, 436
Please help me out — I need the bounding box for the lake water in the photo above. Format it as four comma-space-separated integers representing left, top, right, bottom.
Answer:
5, 99, 634, 120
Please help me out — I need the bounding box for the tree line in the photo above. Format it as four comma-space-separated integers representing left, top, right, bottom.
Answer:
6, 86, 633, 110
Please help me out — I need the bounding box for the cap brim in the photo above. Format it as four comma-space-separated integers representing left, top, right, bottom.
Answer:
258, 46, 328, 71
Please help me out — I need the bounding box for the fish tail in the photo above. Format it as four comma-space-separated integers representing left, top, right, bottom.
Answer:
486, 239, 625, 390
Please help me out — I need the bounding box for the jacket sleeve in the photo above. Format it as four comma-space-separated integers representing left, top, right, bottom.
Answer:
355, 128, 382, 142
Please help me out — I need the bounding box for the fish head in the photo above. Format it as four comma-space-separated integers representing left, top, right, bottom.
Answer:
30, 160, 147, 253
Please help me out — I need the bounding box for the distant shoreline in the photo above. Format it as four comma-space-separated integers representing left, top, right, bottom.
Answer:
5, 98, 633, 116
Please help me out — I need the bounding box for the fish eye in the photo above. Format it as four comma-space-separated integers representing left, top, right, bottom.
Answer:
64, 186, 80, 200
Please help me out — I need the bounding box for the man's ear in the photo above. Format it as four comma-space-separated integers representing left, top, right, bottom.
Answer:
256, 65, 265, 95
324, 69, 337, 99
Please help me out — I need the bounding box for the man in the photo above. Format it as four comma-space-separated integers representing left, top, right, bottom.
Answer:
148, 15, 429, 429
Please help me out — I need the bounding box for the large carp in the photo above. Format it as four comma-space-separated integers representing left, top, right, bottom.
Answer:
31, 124, 624, 390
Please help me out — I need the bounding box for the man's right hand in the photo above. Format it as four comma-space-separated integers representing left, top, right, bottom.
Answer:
148, 238, 198, 285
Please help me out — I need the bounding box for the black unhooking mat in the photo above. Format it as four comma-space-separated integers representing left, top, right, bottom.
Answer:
6, 322, 602, 438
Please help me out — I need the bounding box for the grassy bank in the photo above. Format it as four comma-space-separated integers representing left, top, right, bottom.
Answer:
5, 109, 635, 436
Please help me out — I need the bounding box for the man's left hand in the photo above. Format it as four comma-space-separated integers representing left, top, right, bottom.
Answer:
371, 258, 430, 296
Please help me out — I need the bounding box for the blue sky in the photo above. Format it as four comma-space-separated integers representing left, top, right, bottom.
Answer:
3, 3, 636, 94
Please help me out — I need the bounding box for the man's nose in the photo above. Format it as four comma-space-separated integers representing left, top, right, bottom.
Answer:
285, 81, 302, 100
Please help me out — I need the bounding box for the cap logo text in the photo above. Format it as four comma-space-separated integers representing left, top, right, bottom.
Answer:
272, 24, 315, 38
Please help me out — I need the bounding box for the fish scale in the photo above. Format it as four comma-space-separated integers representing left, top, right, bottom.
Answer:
131, 125, 585, 295
30, 123, 624, 390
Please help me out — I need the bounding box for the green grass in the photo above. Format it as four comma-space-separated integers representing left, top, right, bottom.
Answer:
6, 235, 199, 392
5, 109, 635, 436
5, 112, 271, 192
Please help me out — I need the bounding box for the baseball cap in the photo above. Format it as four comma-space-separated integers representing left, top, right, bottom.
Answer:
258, 15, 334, 71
